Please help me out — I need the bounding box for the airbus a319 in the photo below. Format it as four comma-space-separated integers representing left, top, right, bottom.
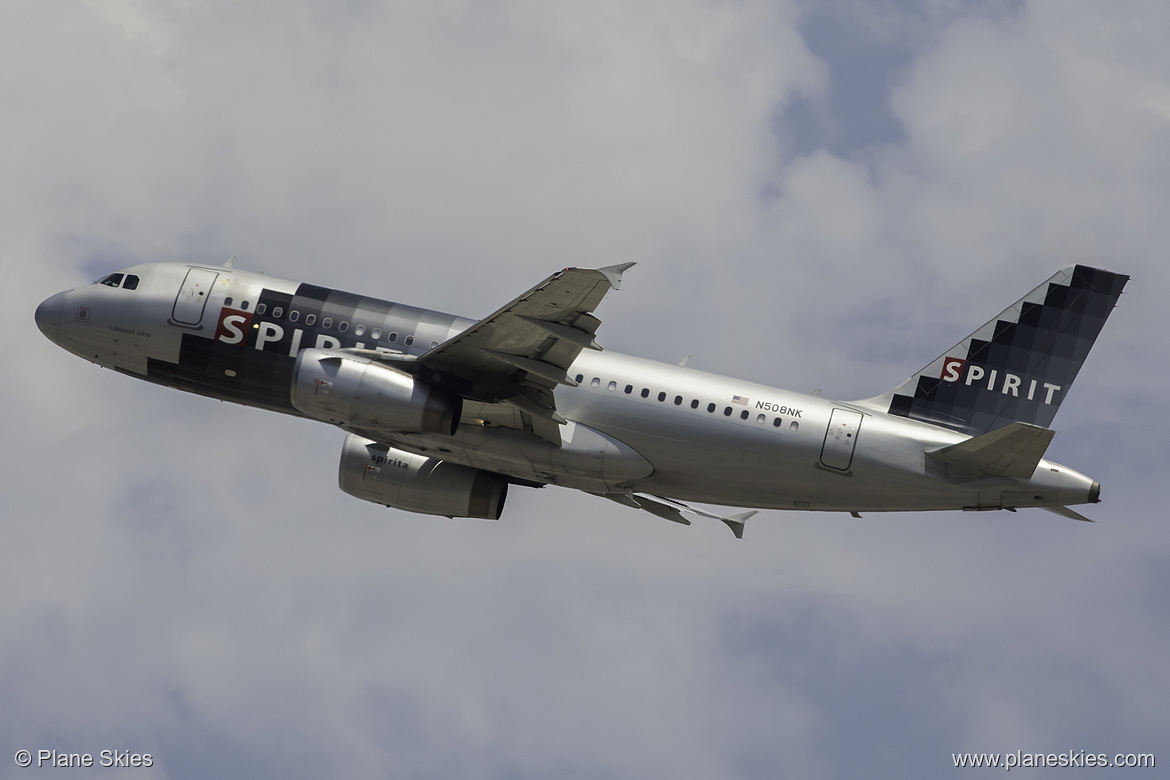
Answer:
35, 260, 1127, 537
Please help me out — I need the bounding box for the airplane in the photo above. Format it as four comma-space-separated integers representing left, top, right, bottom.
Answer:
35, 259, 1127, 537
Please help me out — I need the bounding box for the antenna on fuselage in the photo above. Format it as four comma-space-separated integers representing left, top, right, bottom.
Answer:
224, 256, 236, 268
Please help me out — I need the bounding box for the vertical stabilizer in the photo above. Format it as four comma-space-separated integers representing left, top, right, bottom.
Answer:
856, 265, 1128, 435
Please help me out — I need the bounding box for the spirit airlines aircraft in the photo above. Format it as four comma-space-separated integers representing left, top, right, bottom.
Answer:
35, 261, 1126, 537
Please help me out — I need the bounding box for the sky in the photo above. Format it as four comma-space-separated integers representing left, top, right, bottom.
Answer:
3, 1, 1168, 777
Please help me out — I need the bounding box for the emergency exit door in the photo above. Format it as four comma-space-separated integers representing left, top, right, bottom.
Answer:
171, 268, 219, 326
820, 408, 863, 471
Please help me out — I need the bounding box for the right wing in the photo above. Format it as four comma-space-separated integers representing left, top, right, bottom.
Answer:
361, 263, 634, 443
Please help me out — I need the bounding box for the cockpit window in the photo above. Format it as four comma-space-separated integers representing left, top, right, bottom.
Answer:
96, 272, 141, 290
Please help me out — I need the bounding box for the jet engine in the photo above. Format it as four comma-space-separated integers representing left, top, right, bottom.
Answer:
292, 348, 461, 435
339, 434, 508, 519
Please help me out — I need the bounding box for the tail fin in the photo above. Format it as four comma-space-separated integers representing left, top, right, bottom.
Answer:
856, 265, 1128, 435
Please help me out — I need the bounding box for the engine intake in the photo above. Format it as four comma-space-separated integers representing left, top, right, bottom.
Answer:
339, 435, 508, 520
292, 348, 461, 435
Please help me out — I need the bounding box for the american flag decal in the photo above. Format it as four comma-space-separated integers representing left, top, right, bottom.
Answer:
732, 395, 749, 405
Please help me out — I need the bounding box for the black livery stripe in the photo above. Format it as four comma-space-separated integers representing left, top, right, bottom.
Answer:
147, 283, 474, 415
147, 334, 297, 413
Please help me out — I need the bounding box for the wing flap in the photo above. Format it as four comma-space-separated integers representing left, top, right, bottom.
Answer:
592, 492, 757, 538
475, 348, 579, 387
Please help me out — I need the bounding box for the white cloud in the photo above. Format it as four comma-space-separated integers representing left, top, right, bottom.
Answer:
4, 1, 1169, 777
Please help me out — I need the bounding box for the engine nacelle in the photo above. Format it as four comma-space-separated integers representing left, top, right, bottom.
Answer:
339, 435, 508, 519
292, 348, 461, 435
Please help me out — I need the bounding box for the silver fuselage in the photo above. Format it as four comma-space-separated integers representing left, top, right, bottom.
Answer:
36, 262, 1098, 514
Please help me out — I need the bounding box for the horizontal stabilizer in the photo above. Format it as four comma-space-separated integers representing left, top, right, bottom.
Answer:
927, 422, 1054, 479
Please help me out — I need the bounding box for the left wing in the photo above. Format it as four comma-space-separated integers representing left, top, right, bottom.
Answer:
412, 263, 634, 442
593, 491, 757, 539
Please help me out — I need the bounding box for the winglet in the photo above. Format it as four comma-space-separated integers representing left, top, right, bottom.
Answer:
720, 510, 756, 539
1043, 505, 1094, 523
599, 262, 636, 290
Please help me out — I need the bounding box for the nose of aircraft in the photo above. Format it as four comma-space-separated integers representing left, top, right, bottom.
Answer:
35, 291, 67, 342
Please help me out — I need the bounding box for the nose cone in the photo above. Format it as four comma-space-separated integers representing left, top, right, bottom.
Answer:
35, 291, 67, 342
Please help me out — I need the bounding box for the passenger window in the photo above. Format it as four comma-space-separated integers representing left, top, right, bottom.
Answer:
123, 275, 140, 290
756, 413, 766, 423
575, 374, 583, 383
305, 314, 317, 326
724, 407, 732, 416
641, 388, 649, 398
355, 324, 366, 336
372, 328, 382, 340
707, 403, 716, 413
323, 318, 333, 329
674, 396, 682, 405
272, 306, 282, 318
339, 322, 350, 333
690, 399, 699, 409
241, 301, 249, 311
403, 334, 413, 345
624, 385, 633, 394
608, 381, 617, 391
591, 377, 600, 388
773, 417, 783, 427
256, 303, 266, 315
225, 297, 233, 307
740, 410, 749, 420
657, 392, 666, 402
387, 331, 396, 342
790, 421, 799, 431
100, 273, 124, 288
289, 311, 300, 322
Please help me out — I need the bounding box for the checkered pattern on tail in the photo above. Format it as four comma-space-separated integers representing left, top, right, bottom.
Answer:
868, 265, 1127, 436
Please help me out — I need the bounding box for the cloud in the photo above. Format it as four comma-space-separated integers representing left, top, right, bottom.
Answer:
4, 1, 1169, 778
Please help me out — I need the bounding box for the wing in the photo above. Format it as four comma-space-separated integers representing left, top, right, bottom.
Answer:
591, 491, 757, 538
414, 263, 634, 443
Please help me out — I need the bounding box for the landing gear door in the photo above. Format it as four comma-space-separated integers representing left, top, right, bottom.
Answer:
171, 268, 219, 327
821, 408, 863, 471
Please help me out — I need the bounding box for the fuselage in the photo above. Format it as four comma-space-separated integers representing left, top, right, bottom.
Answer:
35, 262, 1099, 515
